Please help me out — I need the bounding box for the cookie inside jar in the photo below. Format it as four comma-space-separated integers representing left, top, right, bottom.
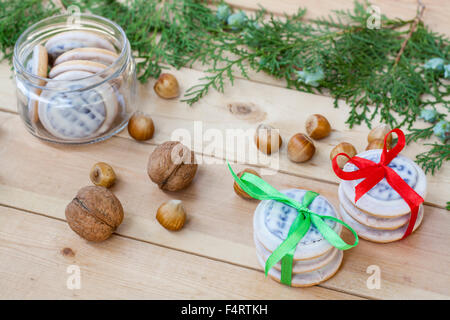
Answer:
14, 14, 136, 144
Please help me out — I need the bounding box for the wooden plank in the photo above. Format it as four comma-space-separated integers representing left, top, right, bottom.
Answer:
225, 0, 450, 37
0, 112, 448, 299
0, 205, 358, 299
0, 64, 447, 207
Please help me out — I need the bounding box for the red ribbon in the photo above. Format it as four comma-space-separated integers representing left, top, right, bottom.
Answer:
332, 128, 424, 238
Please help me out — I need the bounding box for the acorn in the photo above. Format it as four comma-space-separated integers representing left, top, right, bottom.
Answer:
233, 168, 260, 199
366, 139, 391, 150
287, 133, 315, 163
128, 113, 154, 141
368, 124, 392, 146
156, 200, 186, 231
330, 142, 357, 169
305, 114, 331, 140
154, 73, 180, 99
90, 162, 116, 188
254, 124, 282, 155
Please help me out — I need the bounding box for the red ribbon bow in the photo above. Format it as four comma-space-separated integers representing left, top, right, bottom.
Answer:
332, 128, 424, 238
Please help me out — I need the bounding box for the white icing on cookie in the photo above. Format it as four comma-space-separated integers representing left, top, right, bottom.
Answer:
341, 149, 427, 217
339, 204, 424, 243
256, 249, 343, 287
54, 47, 118, 66
254, 189, 342, 260
38, 85, 107, 139
49, 60, 107, 78
38, 71, 118, 140
45, 31, 115, 60
338, 184, 410, 230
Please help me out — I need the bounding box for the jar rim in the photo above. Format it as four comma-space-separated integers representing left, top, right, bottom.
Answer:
13, 13, 128, 90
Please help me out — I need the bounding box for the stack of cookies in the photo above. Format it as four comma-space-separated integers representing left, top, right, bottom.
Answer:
338, 149, 427, 243
25, 30, 123, 141
253, 189, 343, 287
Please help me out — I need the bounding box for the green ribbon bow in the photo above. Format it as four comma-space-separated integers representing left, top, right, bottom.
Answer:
228, 163, 358, 286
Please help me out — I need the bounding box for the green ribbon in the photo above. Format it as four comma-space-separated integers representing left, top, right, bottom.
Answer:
228, 163, 358, 286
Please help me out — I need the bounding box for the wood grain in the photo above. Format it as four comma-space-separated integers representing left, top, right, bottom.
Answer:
0, 63, 447, 208
0, 0, 449, 300
0, 112, 448, 299
0, 205, 358, 299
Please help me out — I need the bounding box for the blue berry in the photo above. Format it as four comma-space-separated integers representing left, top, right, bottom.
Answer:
424, 58, 445, 71
216, 4, 231, 23
227, 11, 247, 30
296, 68, 325, 87
433, 120, 450, 142
444, 64, 450, 79
419, 108, 438, 123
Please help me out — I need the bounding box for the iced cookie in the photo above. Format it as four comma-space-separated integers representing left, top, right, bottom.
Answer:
341, 149, 427, 217
256, 250, 343, 287
55, 70, 122, 119
253, 189, 342, 260
49, 70, 94, 81
45, 31, 115, 60
254, 233, 339, 274
27, 45, 48, 123
49, 60, 108, 78
54, 47, 119, 66
339, 204, 424, 243
38, 71, 118, 140
338, 184, 410, 230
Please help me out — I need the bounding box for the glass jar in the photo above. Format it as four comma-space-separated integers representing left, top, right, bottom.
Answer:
13, 13, 137, 144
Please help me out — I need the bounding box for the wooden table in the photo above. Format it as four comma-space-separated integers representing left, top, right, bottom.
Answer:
0, 0, 449, 300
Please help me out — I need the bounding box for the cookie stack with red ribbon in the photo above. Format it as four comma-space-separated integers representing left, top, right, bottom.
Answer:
332, 128, 426, 243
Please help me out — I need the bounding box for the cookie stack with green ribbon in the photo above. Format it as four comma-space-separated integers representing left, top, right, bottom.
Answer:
333, 129, 426, 243
254, 189, 347, 287
229, 164, 358, 287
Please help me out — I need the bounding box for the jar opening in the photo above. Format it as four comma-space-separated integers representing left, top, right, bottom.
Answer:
13, 13, 129, 92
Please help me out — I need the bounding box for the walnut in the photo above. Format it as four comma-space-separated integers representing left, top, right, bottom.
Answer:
147, 141, 198, 191
65, 186, 124, 242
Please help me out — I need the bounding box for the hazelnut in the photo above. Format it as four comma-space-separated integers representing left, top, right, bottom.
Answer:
90, 162, 116, 188
147, 141, 198, 191
287, 133, 315, 162
368, 124, 392, 146
128, 113, 154, 141
156, 199, 186, 231
154, 73, 180, 99
366, 139, 392, 151
65, 186, 124, 242
330, 142, 357, 169
305, 114, 331, 140
233, 168, 260, 199
254, 124, 282, 155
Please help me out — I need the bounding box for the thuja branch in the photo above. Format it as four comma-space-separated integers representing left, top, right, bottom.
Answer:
393, 0, 426, 67
415, 143, 450, 175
